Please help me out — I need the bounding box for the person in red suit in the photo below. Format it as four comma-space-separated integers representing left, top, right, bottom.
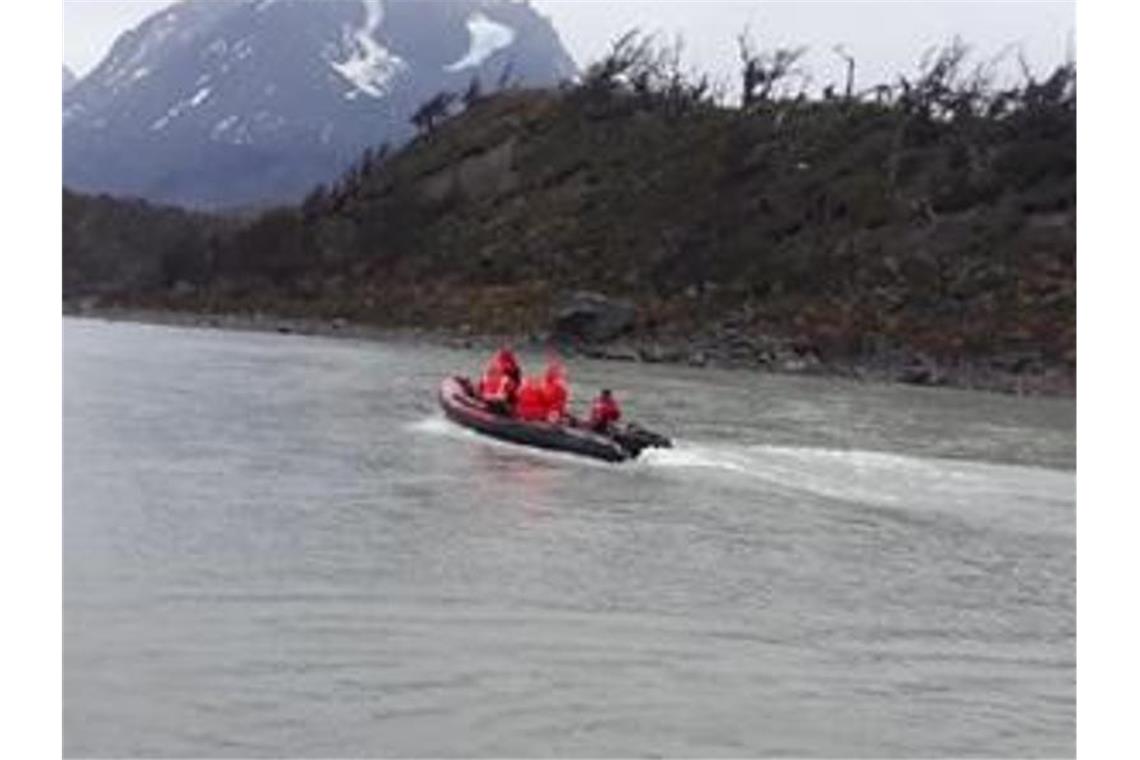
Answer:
479, 347, 521, 414
588, 389, 622, 433
515, 359, 571, 423
514, 375, 548, 421
542, 360, 569, 423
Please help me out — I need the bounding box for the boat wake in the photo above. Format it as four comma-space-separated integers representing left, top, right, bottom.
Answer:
408, 415, 1073, 534
406, 415, 463, 438
639, 441, 1074, 534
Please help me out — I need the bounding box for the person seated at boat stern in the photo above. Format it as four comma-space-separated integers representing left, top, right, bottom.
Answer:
479, 347, 521, 415
588, 389, 622, 433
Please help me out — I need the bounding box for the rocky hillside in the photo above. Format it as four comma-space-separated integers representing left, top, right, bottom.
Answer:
63, 38, 1076, 392
63, 0, 575, 208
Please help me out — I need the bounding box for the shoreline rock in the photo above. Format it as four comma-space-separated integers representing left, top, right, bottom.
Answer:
63, 302, 1074, 398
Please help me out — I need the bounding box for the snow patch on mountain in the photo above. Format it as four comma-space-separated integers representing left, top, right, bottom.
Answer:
151, 86, 213, 131
189, 86, 212, 107
329, 0, 407, 98
105, 9, 182, 89
210, 114, 258, 145
445, 12, 516, 72
234, 38, 255, 61
211, 115, 240, 141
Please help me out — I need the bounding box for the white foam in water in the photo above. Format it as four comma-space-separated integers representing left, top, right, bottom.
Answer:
409, 418, 1073, 533
406, 414, 461, 437
637, 443, 754, 475
640, 440, 1073, 534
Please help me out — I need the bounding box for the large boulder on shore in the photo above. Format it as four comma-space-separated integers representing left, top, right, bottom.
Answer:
551, 291, 636, 343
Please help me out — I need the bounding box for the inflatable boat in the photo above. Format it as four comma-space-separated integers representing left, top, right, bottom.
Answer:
438, 376, 671, 463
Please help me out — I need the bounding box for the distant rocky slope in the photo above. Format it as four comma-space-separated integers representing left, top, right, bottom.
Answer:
63, 37, 1075, 393
63, 0, 576, 208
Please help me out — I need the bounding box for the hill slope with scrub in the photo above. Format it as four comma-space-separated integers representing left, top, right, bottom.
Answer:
64, 35, 1076, 392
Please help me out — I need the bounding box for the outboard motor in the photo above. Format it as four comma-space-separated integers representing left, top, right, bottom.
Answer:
613, 423, 673, 458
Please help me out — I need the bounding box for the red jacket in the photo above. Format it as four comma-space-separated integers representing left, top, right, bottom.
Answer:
543, 377, 568, 422
589, 395, 621, 429
497, 349, 521, 384
480, 350, 520, 403
481, 370, 517, 403
515, 377, 549, 421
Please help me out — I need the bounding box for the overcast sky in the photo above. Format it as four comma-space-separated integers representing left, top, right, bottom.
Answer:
64, 0, 1075, 93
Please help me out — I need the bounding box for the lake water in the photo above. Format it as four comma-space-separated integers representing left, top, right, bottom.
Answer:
64, 317, 1075, 757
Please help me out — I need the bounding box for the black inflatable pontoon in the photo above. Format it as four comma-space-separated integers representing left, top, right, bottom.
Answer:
438, 376, 671, 463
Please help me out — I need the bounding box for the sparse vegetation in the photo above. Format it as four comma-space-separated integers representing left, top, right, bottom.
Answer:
410, 91, 458, 134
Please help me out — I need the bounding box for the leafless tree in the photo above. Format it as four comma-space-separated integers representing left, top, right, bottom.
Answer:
463, 75, 482, 107
832, 45, 856, 100
737, 27, 808, 106
578, 29, 714, 115
410, 91, 457, 134
496, 60, 517, 91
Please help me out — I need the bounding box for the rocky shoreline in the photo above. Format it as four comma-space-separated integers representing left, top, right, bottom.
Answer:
65, 302, 1075, 398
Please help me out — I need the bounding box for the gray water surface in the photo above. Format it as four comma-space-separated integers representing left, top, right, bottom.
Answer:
64, 317, 1075, 757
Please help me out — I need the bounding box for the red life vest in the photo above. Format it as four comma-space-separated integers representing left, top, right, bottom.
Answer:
543, 377, 568, 422
481, 369, 511, 402
539, 360, 568, 422
515, 377, 548, 421
481, 349, 522, 402
589, 395, 621, 429
498, 350, 520, 384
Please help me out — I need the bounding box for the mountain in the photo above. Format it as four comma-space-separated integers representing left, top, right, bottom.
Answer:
62, 0, 576, 208
63, 65, 77, 93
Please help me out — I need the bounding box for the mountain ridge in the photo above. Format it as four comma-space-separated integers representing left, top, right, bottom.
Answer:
63, 0, 576, 208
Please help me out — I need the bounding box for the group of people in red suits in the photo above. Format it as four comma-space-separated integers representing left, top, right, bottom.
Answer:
477, 347, 622, 433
